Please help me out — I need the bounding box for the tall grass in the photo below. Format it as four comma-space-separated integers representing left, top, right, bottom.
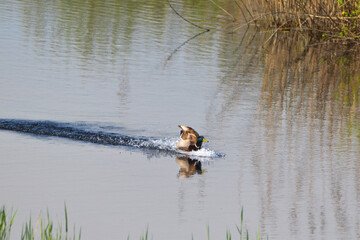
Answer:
131, 214, 266, 240
0, 207, 16, 240
204, 208, 264, 240
20, 205, 81, 240
234, 0, 360, 42
1, 205, 266, 239
0, 205, 80, 240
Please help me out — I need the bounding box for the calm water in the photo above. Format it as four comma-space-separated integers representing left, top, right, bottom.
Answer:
1, 0, 360, 239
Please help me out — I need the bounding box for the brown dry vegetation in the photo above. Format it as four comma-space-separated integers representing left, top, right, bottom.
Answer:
234, 0, 360, 43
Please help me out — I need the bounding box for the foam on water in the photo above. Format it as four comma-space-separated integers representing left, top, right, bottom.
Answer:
178, 147, 223, 158
148, 138, 224, 158
0, 119, 224, 158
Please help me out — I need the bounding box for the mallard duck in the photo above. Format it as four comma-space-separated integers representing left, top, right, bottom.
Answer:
176, 125, 208, 151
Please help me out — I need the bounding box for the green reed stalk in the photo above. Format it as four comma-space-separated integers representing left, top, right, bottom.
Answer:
0, 206, 16, 240
3, 205, 265, 240
19, 205, 80, 240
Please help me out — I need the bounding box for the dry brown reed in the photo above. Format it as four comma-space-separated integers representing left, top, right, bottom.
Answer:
235, 0, 360, 43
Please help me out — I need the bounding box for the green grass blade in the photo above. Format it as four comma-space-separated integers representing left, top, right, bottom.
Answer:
241, 208, 244, 227
226, 229, 231, 240
207, 225, 210, 240
65, 203, 68, 235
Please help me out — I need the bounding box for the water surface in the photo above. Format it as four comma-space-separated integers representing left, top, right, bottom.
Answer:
1, 0, 360, 239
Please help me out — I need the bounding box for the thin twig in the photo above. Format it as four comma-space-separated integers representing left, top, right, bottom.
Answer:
208, 0, 236, 21
234, 0, 248, 23
263, 21, 289, 48
167, 0, 210, 31
164, 30, 209, 67
238, 0, 254, 20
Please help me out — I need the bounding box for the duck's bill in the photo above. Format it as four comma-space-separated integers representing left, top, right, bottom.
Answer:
203, 138, 208, 142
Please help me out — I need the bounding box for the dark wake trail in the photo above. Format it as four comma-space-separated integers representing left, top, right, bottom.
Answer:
0, 119, 174, 151
0, 119, 223, 158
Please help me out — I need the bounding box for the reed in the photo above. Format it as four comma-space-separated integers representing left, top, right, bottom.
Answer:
140, 227, 149, 240
1, 205, 265, 239
0, 205, 80, 240
20, 205, 81, 240
235, 0, 360, 42
257, 30, 360, 146
0, 206, 16, 240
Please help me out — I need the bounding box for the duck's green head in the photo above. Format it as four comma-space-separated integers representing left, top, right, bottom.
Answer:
198, 136, 208, 142
195, 136, 208, 149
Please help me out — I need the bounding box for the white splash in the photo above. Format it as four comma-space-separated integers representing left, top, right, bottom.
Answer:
148, 137, 224, 159
179, 147, 222, 158
148, 137, 177, 149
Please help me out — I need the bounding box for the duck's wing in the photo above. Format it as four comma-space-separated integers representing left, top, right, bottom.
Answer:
178, 125, 199, 145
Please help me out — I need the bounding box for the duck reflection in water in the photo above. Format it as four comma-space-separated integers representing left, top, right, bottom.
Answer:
176, 156, 204, 178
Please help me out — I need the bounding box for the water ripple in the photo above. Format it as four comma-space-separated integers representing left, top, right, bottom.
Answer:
0, 119, 223, 158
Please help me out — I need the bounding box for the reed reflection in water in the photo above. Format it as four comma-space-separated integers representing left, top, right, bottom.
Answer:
253, 33, 360, 239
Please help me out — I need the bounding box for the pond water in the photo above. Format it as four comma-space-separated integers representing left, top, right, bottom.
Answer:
1, 0, 360, 239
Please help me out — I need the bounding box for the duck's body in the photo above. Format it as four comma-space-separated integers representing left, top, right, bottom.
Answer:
176, 125, 207, 152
